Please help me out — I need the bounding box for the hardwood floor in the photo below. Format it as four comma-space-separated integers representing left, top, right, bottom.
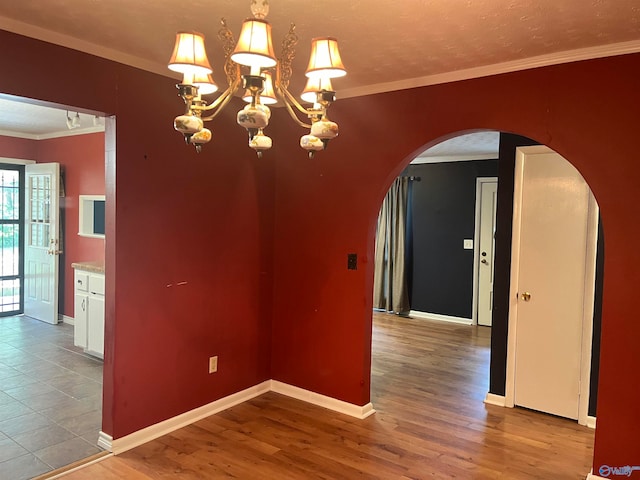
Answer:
59, 313, 594, 479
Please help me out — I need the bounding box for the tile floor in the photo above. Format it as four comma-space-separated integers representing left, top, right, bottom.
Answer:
0, 315, 104, 480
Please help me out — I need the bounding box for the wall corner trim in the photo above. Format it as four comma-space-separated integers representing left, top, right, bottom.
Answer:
409, 311, 472, 325
484, 393, 507, 407
107, 380, 374, 456
270, 380, 376, 420
97, 431, 112, 451
587, 416, 597, 429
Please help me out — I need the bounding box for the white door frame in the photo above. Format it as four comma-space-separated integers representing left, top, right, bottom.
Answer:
472, 177, 498, 325
504, 145, 598, 427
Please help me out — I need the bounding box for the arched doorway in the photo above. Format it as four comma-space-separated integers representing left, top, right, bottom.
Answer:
368, 131, 600, 476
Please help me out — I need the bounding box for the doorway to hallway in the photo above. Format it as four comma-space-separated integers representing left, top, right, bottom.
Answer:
369, 132, 600, 474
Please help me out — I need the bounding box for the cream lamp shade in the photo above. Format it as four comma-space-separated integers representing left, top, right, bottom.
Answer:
305, 37, 346, 79
231, 19, 277, 68
192, 73, 219, 95
243, 72, 278, 104
300, 76, 334, 103
168, 32, 213, 75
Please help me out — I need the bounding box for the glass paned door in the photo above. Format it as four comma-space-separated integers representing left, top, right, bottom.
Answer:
0, 166, 24, 315
24, 163, 60, 324
28, 174, 52, 249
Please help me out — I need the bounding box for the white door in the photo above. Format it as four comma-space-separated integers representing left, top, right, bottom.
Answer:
508, 146, 597, 420
477, 180, 498, 327
24, 163, 60, 324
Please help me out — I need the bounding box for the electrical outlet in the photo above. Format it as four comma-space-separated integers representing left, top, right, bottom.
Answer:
209, 356, 218, 373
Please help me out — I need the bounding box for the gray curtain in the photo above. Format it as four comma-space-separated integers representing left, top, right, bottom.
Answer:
373, 177, 410, 314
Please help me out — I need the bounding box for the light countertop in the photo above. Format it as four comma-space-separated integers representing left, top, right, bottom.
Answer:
71, 261, 105, 274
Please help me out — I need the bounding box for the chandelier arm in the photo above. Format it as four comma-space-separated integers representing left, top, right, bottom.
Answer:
281, 96, 313, 129
193, 77, 241, 117
197, 88, 238, 122
278, 84, 317, 118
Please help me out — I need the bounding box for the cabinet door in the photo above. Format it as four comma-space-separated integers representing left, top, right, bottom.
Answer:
87, 294, 105, 356
74, 293, 88, 348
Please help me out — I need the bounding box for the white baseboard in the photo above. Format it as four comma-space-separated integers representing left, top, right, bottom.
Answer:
270, 380, 376, 419
97, 431, 112, 451
60, 314, 74, 325
484, 394, 596, 429
109, 381, 271, 454
484, 393, 507, 407
410, 310, 473, 325
587, 470, 604, 479
103, 380, 375, 456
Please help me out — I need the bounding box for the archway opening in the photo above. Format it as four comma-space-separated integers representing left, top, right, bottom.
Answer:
368, 130, 601, 477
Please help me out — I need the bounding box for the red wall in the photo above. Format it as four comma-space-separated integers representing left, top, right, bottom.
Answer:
37, 133, 106, 317
0, 134, 37, 160
1, 28, 638, 474
0, 31, 274, 441
270, 56, 640, 472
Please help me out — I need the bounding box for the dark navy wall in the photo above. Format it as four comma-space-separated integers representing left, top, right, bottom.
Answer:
405, 160, 498, 319
489, 133, 539, 395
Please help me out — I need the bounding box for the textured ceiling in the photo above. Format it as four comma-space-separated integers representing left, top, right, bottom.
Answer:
0, 96, 103, 139
0, 0, 638, 150
0, 0, 638, 98
412, 132, 500, 163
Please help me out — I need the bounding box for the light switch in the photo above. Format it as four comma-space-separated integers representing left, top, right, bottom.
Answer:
463, 239, 473, 250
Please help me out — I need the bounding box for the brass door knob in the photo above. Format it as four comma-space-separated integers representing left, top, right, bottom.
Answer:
521, 292, 531, 302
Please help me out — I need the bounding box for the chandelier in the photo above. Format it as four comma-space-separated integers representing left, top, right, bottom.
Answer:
168, 0, 347, 157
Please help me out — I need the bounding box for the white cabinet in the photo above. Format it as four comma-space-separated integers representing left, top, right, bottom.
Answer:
73, 269, 105, 358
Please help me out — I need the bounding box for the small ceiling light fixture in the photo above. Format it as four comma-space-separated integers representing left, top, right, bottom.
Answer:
168, 0, 347, 157
66, 111, 81, 129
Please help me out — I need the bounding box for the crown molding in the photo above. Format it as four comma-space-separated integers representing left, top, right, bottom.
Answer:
0, 129, 41, 140
411, 153, 498, 164
340, 39, 640, 99
1, 16, 638, 101
0, 16, 174, 79
0, 126, 104, 140
36, 126, 105, 140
